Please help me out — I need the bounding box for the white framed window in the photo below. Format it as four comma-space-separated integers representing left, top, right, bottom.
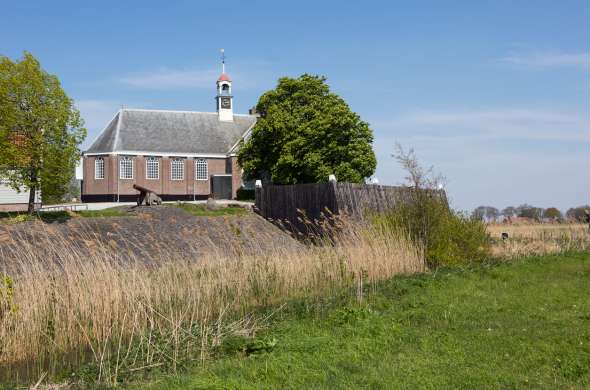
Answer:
146, 157, 160, 180
119, 156, 134, 180
195, 158, 208, 181
95, 157, 105, 180
171, 158, 184, 181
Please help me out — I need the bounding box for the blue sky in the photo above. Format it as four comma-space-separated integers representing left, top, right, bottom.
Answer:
2, 1, 589, 211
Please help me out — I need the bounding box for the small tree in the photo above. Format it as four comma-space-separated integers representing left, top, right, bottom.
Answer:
472, 206, 486, 221
502, 206, 517, 219
385, 144, 489, 267
0, 52, 85, 213
238, 74, 376, 184
516, 204, 543, 221
566, 206, 590, 222
472, 206, 500, 222
543, 207, 562, 221
485, 207, 500, 222
393, 143, 445, 190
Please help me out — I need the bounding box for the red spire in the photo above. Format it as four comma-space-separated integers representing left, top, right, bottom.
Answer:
218, 73, 231, 82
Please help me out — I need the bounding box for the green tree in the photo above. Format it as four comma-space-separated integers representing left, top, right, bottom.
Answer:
238, 74, 376, 184
0, 52, 85, 213
517, 204, 543, 221
566, 206, 590, 222
472, 206, 486, 221
501, 206, 517, 219
543, 207, 562, 221
472, 206, 500, 222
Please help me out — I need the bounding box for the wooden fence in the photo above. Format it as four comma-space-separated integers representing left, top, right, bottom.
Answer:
254, 182, 417, 232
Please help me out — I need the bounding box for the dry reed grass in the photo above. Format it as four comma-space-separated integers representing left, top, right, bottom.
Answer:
0, 218, 424, 385
487, 223, 590, 258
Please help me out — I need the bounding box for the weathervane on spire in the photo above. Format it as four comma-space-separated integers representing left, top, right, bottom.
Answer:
220, 48, 225, 73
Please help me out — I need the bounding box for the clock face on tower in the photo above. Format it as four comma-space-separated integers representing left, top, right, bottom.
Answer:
220, 97, 231, 109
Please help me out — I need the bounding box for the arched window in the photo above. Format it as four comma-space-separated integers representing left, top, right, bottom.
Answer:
171, 158, 185, 181
95, 157, 105, 180
195, 159, 208, 181
146, 157, 159, 180
119, 156, 134, 179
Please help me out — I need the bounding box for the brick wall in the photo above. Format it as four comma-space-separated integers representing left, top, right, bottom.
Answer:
82, 155, 233, 201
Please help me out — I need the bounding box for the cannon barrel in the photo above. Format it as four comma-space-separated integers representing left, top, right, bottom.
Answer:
133, 184, 152, 193
133, 184, 162, 206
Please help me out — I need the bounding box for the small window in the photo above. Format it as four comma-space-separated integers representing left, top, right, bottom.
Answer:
119, 156, 134, 180
95, 157, 105, 180
195, 159, 208, 181
171, 158, 184, 181
146, 157, 159, 180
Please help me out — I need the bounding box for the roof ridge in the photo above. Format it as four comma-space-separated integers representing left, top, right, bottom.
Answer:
121, 108, 255, 117
113, 110, 123, 151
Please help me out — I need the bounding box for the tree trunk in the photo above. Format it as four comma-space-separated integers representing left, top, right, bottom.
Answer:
27, 185, 36, 214
27, 171, 38, 215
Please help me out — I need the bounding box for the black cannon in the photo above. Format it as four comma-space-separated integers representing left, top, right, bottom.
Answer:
133, 184, 162, 206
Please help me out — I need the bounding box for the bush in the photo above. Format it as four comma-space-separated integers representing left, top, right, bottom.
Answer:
375, 191, 490, 267
236, 187, 255, 201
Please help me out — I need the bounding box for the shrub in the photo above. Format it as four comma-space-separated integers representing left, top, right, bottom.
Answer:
236, 187, 255, 201
375, 191, 490, 267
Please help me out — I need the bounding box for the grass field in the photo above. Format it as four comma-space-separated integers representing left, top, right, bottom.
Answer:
128, 252, 590, 389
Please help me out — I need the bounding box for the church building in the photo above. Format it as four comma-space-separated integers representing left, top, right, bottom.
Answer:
81, 58, 256, 202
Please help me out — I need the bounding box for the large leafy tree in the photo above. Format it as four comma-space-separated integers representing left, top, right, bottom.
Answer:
0, 52, 86, 213
238, 74, 376, 184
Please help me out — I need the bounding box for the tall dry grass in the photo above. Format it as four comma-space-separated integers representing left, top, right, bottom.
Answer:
487, 223, 590, 258
0, 218, 424, 384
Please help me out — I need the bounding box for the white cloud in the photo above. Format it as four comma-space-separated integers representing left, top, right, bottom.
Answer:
375, 109, 590, 142
500, 51, 590, 68
370, 108, 590, 211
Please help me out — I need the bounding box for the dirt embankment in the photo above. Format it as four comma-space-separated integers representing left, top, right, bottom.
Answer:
0, 206, 300, 267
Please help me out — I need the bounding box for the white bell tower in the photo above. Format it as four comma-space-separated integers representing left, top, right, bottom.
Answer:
216, 49, 233, 122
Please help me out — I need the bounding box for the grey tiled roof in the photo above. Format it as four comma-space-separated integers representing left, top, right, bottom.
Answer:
86, 109, 257, 155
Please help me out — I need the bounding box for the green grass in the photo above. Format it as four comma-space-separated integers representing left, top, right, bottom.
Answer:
0, 207, 129, 224
76, 207, 129, 218
171, 203, 248, 217
126, 252, 590, 389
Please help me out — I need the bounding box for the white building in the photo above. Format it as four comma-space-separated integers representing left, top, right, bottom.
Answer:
0, 180, 41, 212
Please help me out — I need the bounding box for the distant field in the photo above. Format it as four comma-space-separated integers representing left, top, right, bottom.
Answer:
487, 223, 589, 258
487, 223, 587, 238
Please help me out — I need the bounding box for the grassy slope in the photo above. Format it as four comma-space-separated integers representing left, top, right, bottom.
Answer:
130, 253, 590, 389
171, 203, 248, 217
1, 204, 248, 224
0, 207, 129, 224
